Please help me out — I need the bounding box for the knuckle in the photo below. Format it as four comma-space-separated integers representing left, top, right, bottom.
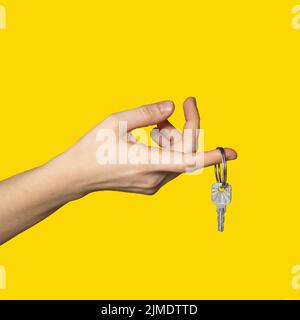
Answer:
104, 113, 119, 128
147, 177, 161, 189
151, 127, 159, 137
106, 113, 118, 122
139, 106, 159, 121
144, 188, 159, 196
145, 174, 167, 191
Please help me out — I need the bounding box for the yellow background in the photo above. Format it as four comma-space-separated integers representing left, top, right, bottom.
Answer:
0, 0, 300, 299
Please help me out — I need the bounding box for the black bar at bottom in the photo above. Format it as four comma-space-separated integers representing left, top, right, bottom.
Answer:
0, 300, 299, 319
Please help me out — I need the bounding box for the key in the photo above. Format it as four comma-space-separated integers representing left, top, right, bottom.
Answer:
211, 182, 232, 232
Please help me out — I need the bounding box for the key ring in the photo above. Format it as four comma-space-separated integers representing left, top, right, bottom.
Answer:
214, 147, 227, 187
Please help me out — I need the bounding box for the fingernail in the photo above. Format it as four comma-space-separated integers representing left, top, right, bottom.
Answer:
191, 97, 197, 106
189, 96, 197, 104
225, 148, 238, 160
159, 101, 173, 114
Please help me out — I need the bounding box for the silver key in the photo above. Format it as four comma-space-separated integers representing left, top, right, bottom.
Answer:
211, 182, 232, 232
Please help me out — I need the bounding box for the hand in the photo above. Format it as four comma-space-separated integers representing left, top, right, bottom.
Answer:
49, 98, 237, 197
0, 97, 237, 245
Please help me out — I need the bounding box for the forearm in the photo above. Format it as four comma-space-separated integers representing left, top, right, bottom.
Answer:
0, 160, 81, 245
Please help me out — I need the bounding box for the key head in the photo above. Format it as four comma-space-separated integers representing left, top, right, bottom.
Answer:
211, 182, 232, 206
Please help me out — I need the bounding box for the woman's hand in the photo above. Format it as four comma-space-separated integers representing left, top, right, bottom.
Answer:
49, 98, 237, 197
0, 97, 237, 245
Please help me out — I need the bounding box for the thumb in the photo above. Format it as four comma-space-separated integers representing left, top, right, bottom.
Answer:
111, 101, 174, 131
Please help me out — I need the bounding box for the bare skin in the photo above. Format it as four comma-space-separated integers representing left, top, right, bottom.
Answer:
0, 98, 237, 245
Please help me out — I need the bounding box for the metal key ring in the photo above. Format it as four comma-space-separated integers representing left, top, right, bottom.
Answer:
214, 147, 227, 187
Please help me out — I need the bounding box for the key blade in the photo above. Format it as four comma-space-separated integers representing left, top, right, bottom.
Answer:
217, 207, 225, 232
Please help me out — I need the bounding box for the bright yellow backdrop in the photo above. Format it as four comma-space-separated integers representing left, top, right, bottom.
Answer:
0, 0, 299, 299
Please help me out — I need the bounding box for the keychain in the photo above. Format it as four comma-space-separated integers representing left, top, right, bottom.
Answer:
211, 147, 232, 232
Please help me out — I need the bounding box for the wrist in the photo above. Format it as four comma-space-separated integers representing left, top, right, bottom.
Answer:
42, 154, 89, 202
